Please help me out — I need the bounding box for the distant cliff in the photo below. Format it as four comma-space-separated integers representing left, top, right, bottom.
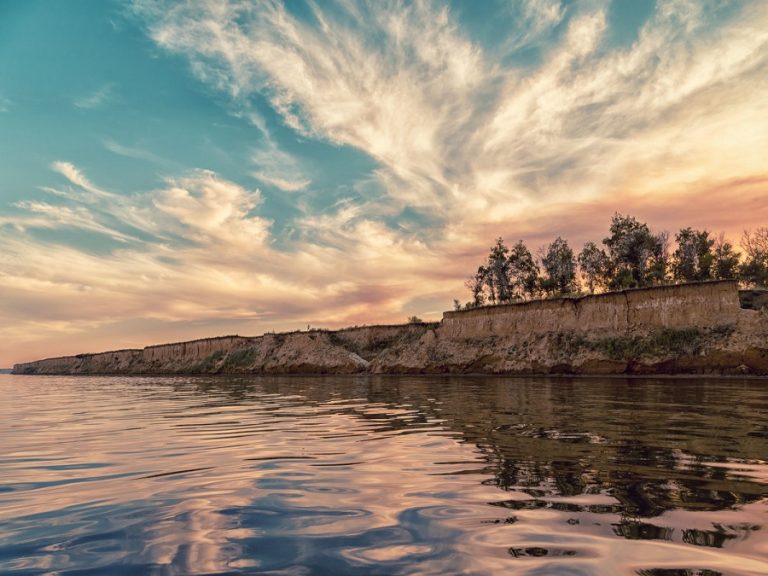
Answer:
13, 281, 768, 376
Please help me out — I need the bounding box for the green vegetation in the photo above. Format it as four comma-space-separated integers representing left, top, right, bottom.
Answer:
550, 326, 735, 361
460, 214, 768, 309
221, 347, 257, 370
589, 328, 703, 360
195, 350, 225, 372
711, 324, 736, 338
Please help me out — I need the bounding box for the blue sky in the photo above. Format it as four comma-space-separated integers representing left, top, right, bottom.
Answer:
1, 0, 767, 364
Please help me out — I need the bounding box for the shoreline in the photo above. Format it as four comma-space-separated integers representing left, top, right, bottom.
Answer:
13, 280, 768, 377
7, 371, 768, 380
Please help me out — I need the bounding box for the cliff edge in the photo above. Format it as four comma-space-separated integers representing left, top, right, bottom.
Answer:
13, 281, 768, 376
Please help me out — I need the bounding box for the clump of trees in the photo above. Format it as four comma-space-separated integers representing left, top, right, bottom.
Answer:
459, 213, 767, 309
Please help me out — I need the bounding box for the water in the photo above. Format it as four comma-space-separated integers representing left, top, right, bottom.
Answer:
0, 375, 767, 576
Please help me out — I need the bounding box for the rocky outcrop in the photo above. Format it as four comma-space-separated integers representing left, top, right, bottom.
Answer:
13, 281, 768, 376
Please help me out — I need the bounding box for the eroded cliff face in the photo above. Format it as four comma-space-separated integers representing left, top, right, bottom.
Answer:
13, 281, 768, 376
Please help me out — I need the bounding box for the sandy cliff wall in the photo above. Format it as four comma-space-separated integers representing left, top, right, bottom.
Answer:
13, 281, 767, 376
141, 336, 253, 363
12, 326, 429, 375
12, 336, 255, 375
439, 281, 740, 339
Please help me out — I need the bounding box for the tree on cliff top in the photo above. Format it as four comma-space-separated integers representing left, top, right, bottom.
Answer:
461, 214, 757, 308
578, 241, 610, 294
540, 237, 577, 296
508, 240, 540, 300
603, 214, 666, 289
712, 234, 740, 280
461, 239, 540, 308
740, 228, 768, 286
464, 266, 487, 308
486, 237, 512, 304
672, 227, 714, 282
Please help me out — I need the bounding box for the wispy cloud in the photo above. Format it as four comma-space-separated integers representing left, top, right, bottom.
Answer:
104, 139, 169, 166
132, 0, 768, 228
250, 135, 311, 192
497, 0, 567, 55
251, 172, 309, 192
73, 83, 115, 109
3, 200, 138, 242
51, 160, 111, 197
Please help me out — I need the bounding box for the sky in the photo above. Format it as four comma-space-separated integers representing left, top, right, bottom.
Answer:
1, 0, 767, 366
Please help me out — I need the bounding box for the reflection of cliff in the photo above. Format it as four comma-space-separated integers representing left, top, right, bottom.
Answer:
174, 375, 768, 553
243, 375, 768, 551
175, 374, 768, 516
374, 376, 767, 513
13, 280, 768, 375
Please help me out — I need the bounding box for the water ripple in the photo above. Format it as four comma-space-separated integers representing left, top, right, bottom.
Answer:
0, 374, 767, 575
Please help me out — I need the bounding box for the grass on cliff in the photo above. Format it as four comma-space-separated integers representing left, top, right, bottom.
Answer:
221, 347, 257, 370
328, 325, 435, 360
194, 350, 225, 372
592, 328, 703, 360
193, 348, 257, 372
556, 327, 708, 361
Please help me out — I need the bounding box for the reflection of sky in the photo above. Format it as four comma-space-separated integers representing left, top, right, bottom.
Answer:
1, 375, 767, 574
2, 1, 768, 364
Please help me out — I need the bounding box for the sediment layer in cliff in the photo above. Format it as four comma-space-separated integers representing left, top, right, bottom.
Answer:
13, 281, 768, 376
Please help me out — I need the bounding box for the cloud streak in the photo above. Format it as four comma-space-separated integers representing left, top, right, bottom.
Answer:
250, 135, 311, 192
73, 83, 115, 109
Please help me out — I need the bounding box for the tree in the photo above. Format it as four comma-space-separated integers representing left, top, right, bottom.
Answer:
540, 237, 577, 296
465, 238, 540, 305
508, 240, 540, 300
672, 228, 714, 282
740, 228, 768, 286
603, 214, 662, 289
578, 241, 610, 293
464, 266, 487, 308
712, 234, 740, 280
648, 230, 670, 285
486, 238, 512, 303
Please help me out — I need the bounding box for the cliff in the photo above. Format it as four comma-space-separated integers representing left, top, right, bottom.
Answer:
13, 281, 768, 376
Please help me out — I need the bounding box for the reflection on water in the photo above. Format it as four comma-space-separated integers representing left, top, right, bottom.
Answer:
0, 374, 766, 575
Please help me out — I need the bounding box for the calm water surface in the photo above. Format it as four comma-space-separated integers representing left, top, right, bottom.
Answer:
0, 374, 767, 575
